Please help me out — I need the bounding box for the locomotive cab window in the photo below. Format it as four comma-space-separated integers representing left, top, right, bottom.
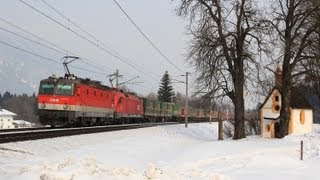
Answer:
39, 82, 55, 94
55, 83, 74, 96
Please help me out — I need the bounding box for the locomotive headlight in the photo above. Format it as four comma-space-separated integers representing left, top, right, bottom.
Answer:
63, 104, 68, 110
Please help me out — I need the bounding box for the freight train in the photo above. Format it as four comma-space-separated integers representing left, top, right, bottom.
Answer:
37, 74, 214, 127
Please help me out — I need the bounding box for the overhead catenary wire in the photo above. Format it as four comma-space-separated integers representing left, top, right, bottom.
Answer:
40, 0, 105, 47
0, 39, 106, 75
112, 0, 184, 73
38, 0, 155, 79
39, 0, 163, 80
0, 17, 70, 54
17, 0, 159, 82
0, 18, 151, 87
0, 17, 114, 74
0, 26, 65, 55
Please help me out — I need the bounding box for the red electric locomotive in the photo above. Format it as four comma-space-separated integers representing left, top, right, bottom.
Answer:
113, 91, 144, 122
38, 74, 145, 126
37, 56, 145, 126
38, 74, 115, 126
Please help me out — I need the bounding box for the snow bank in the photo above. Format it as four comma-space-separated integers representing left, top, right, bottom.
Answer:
0, 123, 319, 180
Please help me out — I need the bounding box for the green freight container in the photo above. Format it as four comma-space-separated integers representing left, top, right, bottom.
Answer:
143, 98, 154, 116
173, 103, 181, 117
167, 103, 174, 117
154, 100, 161, 117
160, 102, 167, 117
143, 98, 161, 117
160, 102, 174, 117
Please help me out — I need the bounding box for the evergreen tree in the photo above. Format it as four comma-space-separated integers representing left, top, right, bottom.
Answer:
157, 71, 176, 102
2, 91, 11, 102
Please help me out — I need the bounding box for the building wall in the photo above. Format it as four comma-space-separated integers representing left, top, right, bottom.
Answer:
260, 89, 313, 137
289, 109, 313, 135
0, 115, 14, 129
261, 89, 281, 138
261, 108, 313, 137
261, 117, 278, 138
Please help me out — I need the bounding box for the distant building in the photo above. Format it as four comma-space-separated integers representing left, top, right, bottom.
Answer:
260, 67, 313, 138
12, 120, 34, 128
0, 109, 17, 129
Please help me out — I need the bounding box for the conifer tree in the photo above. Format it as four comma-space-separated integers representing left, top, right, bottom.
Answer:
157, 71, 176, 102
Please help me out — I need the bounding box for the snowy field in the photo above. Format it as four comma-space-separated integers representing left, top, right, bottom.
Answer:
0, 123, 320, 180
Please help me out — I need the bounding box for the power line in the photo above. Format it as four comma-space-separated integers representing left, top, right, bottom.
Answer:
0, 17, 69, 54
40, 0, 105, 47
40, 0, 163, 80
0, 39, 105, 75
0, 17, 114, 74
0, 40, 59, 63
0, 26, 64, 55
112, 0, 184, 73
17, 0, 103, 48
0, 18, 156, 86
41, 0, 161, 81
17, 0, 159, 82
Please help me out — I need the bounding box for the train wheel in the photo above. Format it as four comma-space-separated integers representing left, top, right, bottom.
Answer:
96, 118, 102, 126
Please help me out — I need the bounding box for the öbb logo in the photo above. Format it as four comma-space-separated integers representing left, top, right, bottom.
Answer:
49, 98, 59, 103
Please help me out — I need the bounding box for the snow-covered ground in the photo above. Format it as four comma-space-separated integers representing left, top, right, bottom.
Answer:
0, 123, 320, 180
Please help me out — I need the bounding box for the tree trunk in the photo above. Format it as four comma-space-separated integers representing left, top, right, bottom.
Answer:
278, 61, 292, 138
233, 95, 246, 139
233, 66, 246, 139
279, 80, 291, 138
218, 111, 224, 140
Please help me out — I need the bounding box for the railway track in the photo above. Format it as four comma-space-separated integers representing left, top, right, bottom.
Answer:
0, 122, 177, 144
0, 126, 55, 133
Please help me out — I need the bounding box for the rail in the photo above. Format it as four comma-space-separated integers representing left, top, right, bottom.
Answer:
0, 122, 177, 144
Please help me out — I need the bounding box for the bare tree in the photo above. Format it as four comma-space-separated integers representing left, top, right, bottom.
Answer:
176, 0, 268, 139
305, 58, 320, 97
146, 92, 157, 100
304, 0, 320, 96
269, 0, 320, 138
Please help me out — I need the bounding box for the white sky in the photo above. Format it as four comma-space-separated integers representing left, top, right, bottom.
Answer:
0, 0, 192, 96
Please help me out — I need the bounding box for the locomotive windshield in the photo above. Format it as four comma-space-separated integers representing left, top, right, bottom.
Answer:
39, 81, 75, 96
39, 82, 55, 94
55, 83, 74, 96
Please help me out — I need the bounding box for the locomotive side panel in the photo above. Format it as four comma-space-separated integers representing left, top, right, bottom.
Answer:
74, 84, 114, 118
114, 92, 144, 120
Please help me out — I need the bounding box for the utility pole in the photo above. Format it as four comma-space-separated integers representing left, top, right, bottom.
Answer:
173, 72, 190, 128
108, 69, 123, 89
115, 69, 119, 89
185, 72, 189, 128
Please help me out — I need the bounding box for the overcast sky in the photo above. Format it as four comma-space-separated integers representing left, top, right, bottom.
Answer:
0, 0, 192, 96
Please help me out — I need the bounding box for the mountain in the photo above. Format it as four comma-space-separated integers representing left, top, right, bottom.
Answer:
0, 50, 64, 95
0, 57, 38, 94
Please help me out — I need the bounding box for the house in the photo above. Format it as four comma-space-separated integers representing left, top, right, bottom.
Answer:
0, 109, 17, 129
260, 67, 313, 138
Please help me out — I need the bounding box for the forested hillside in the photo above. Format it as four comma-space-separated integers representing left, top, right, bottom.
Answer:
0, 92, 38, 123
